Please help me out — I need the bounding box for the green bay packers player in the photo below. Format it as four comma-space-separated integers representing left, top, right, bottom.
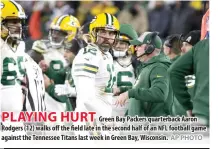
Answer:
72, 13, 120, 117
1, 0, 46, 114
111, 24, 138, 116
29, 14, 81, 84
43, 39, 86, 112
0, 0, 30, 136
29, 14, 80, 112
1, 0, 27, 112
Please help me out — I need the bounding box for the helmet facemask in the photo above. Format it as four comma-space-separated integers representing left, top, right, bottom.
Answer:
112, 39, 130, 58
2, 18, 27, 41
49, 29, 68, 48
94, 28, 119, 53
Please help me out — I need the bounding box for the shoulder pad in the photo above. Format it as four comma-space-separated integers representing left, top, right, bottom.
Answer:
32, 40, 50, 53
82, 44, 100, 59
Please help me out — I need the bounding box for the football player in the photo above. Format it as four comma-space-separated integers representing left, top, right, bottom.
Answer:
111, 24, 138, 116
72, 14, 120, 136
29, 14, 81, 84
1, 0, 27, 112
0, 0, 29, 136
44, 39, 86, 111
29, 14, 81, 112
72, 13, 120, 118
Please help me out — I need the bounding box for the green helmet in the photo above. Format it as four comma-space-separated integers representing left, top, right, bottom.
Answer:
118, 24, 138, 43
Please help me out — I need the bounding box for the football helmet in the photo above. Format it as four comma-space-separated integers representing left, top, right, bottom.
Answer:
0, 0, 27, 40
49, 14, 81, 48
89, 13, 120, 44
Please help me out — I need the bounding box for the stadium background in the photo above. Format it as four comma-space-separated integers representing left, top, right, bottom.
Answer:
16, 0, 209, 51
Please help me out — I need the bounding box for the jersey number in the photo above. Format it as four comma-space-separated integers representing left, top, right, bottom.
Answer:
49, 60, 64, 71
117, 71, 133, 87
83, 48, 97, 55
1, 57, 25, 86
105, 64, 116, 93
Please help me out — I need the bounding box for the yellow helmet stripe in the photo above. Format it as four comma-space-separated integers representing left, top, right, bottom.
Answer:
56, 14, 68, 26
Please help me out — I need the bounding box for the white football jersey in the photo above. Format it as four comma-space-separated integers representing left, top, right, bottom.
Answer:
32, 40, 67, 71
1, 38, 25, 111
112, 56, 136, 116
24, 54, 46, 111
32, 40, 68, 112
113, 56, 135, 88
72, 43, 115, 116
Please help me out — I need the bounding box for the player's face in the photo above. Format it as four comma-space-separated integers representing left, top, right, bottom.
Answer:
96, 29, 116, 49
114, 40, 129, 51
163, 44, 170, 56
5, 19, 22, 39
181, 42, 192, 55
64, 50, 75, 65
50, 29, 68, 44
135, 44, 148, 61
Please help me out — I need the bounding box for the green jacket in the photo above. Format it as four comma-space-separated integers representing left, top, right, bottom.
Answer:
46, 66, 74, 111
127, 53, 172, 117
171, 55, 180, 63
168, 39, 209, 126
170, 55, 187, 116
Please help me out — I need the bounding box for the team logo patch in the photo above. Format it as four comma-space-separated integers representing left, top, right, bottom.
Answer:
69, 17, 79, 27
146, 40, 151, 44
186, 36, 192, 43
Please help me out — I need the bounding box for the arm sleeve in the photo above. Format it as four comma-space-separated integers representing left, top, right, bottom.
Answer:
74, 76, 96, 112
168, 49, 194, 110
128, 66, 169, 103
73, 47, 99, 78
75, 75, 113, 117
119, 86, 132, 93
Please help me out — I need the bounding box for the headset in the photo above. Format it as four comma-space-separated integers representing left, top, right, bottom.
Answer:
144, 32, 158, 55
136, 32, 159, 59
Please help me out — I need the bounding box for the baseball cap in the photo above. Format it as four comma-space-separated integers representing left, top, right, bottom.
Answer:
182, 30, 201, 46
129, 32, 162, 49
119, 24, 138, 42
